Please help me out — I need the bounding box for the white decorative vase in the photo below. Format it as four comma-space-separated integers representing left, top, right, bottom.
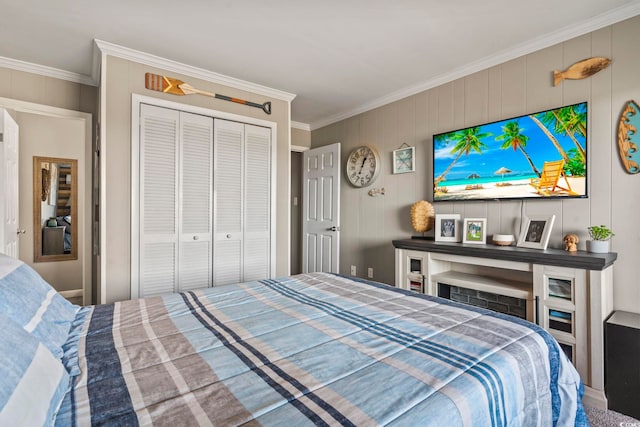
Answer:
587, 240, 610, 253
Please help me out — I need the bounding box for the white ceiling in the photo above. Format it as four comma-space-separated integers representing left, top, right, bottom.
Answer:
2, 0, 640, 129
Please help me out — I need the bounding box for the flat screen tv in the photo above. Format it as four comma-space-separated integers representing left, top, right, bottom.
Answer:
433, 101, 587, 202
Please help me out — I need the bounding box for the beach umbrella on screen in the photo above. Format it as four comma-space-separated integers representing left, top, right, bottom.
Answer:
494, 166, 512, 182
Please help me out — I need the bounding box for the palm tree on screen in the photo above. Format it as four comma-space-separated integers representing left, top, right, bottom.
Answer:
434, 127, 490, 185
529, 114, 570, 163
496, 121, 541, 177
551, 105, 587, 160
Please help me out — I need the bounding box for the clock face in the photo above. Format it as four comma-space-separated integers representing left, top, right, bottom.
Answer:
346, 145, 380, 187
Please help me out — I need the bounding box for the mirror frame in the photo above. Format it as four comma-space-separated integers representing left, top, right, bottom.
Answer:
33, 156, 78, 262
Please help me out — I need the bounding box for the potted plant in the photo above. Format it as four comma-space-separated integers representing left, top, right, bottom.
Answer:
587, 225, 614, 253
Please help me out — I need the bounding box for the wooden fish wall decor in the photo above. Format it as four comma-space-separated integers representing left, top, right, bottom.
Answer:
617, 100, 640, 174
553, 57, 611, 86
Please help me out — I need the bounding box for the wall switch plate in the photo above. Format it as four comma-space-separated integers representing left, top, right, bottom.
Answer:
350, 265, 356, 276
367, 267, 373, 278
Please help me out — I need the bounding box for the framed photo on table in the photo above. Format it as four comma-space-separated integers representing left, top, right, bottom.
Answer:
435, 214, 461, 242
392, 146, 415, 174
517, 215, 556, 250
462, 218, 487, 244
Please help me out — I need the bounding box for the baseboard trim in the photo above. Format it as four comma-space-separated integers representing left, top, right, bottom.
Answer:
59, 289, 83, 299
583, 386, 607, 409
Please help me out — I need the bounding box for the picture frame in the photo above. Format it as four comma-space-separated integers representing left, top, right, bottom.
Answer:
392, 146, 415, 174
435, 214, 461, 242
462, 218, 487, 244
517, 214, 556, 250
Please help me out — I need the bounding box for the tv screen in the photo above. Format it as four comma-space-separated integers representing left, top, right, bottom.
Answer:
433, 102, 587, 202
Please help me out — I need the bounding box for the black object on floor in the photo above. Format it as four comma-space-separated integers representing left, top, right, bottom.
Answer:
605, 310, 640, 420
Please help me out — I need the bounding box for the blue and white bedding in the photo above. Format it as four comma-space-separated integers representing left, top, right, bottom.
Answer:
0, 253, 587, 426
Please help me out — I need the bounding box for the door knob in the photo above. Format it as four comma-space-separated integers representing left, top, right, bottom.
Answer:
193, 235, 199, 240
16, 229, 26, 235
328, 226, 340, 232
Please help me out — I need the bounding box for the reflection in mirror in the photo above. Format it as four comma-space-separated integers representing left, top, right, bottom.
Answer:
33, 156, 78, 262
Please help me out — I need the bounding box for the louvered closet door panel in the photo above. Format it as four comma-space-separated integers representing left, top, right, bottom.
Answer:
179, 241, 211, 290
213, 119, 243, 285
179, 111, 213, 291
215, 240, 242, 285
139, 104, 179, 296
243, 124, 271, 281
142, 243, 176, 296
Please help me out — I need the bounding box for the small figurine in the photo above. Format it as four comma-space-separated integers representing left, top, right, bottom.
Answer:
563, 233, 579, 252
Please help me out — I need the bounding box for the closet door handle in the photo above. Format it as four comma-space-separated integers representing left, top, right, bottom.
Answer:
193, 236, 199, 241
226, 234, 232, 239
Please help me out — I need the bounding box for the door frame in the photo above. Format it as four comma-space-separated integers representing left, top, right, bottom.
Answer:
290, 145, 309, 276
0, 96, 92, 304
130, 94, 278, 298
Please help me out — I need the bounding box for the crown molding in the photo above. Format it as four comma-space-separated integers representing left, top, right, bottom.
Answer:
310, 3, 640, 130
0, 55, 95, 86
93, 39, 296, 102
290, 121, 310, 131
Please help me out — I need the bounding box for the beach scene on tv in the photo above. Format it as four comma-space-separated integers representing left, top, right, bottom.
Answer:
433, 102, 587, 201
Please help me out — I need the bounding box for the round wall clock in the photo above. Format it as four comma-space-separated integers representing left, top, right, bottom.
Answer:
346, 145, 380, 187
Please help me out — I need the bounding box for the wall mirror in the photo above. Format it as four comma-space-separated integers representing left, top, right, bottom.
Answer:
33, 156, 78, 262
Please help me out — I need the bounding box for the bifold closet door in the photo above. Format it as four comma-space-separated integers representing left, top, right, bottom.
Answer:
138, 104, 213, 297
178, 111, 213, 291
213, 119, 271, 285
243, 124, 271, 281
213, 120, 243, 285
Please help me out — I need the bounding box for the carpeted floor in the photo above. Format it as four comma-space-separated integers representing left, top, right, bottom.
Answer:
585, 405, 640, 426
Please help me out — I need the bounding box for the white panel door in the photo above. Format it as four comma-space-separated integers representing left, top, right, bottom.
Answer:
302, 143, 340, 273
243, 124, 271, 281
213, 119, 244, 285
139, 104, 179, 296
0, 109, 20, 258
178, 111, 213, 291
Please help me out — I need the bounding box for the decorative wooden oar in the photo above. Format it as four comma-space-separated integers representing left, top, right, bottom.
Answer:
145, 73, 271, 115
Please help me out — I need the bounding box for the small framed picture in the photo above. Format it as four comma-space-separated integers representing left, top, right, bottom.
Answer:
392, 146, 415, 174
462, 218, 487, 244
435, 214, 461, 242
517, 215, 556, 250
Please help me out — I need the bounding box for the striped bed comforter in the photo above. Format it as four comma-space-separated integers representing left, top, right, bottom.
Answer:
54, 273, 587, 426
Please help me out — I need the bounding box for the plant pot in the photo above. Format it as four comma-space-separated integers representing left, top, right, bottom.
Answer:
587, 240, 610, 253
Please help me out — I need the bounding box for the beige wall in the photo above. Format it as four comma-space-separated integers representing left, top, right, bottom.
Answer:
291, 127, 311, 148
0, 67, 97, 114
312, 15, 640, 314
0, 66, 97, 302
16, 113, 89, 294
101, 55, 291, 303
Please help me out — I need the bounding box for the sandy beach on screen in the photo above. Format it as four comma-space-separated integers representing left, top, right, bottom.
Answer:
435, 177, 586, 200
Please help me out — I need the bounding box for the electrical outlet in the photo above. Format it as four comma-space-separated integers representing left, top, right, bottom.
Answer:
367, 267, 373, 278
350, 265, 356, 276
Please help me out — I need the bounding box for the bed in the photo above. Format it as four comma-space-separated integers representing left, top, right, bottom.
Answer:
0, 254, 587, 426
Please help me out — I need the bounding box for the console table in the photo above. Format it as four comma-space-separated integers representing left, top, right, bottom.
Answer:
393, 238, 617, 409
